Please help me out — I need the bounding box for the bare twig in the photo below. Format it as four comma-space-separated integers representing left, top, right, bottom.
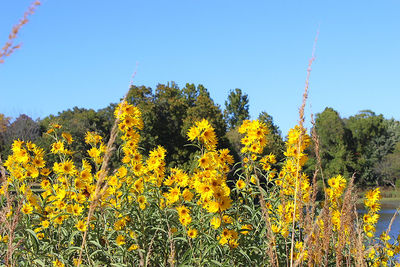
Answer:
77, 72, 136, 265
0, 1, 41, 64
290, 29, 319, 267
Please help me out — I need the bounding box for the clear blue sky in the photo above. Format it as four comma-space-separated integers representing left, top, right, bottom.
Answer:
1, 0, 399, 135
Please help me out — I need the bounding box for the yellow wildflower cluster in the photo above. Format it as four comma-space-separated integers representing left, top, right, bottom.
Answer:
187, 118, 218, 150
218, 228, 239, 248
326, 175, 347, 231
2, 140, 48, 216
238, 119, 268, 155
192, 150, 233, 214
85, 132, 106, 165
1, 101, 400, 266
363, 188, 381, 238
3, 139, 47, 182
271, 125, 312, 238
368, 230, 400, 266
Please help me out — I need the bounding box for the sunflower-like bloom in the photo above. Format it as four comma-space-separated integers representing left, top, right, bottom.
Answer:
187, 119, 218, 151
239, 120, 268, 155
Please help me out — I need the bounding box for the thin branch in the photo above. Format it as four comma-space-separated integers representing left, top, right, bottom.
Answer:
0, 1, 41, 64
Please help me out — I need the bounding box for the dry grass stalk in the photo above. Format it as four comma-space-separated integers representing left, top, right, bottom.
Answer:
354, 212, 367, 267
336, 174, 356, 266
0, 191, 23, 267
385, 207, 399, 237
0, 1, 41, 64
166, 220, 176, 267
293, 170, 319, 267
298, 30, 319, 128
77, 93, 128, 266
144, 229, 159, 267
292, 114, 323, 266
0, 154, 19, 267
0, 155, 6, 183
321, 199, 333, 266
290, 30, 319, 267
310, 114, 325, 189
254, 174, 279, 266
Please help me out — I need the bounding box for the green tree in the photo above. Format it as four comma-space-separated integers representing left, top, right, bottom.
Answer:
1, 114, 41, 159
258, 111, 285, 161
0, 113, 11, 159
345, 110, 390, 185
313, 107, 355, 180
183, 84, 227, 140
374, 141, 400, 188
0, 113, 10, 133
224, 88, 249, 130
125, 82, 228, 170
39, 107, 114, 167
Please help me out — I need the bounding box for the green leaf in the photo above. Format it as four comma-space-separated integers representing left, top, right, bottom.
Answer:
33, 259, 46, 266
25, 228, 39, 253
89, 240, 103, 249
208, 259, 223, 266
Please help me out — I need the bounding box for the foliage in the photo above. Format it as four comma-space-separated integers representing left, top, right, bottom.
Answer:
125, 82, 228, 170
258, 111, 285, 162
374, 141, 400, 187
0, 114, 41, 161
313, 107, 355, 180
38, 107, 114, 169
345, 110, 395, 185
224, 88, 250, 130
0, 113, 11, 159
1, 101, 399, 266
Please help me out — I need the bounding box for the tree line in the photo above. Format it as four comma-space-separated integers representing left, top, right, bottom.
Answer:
1, 83, 399, 188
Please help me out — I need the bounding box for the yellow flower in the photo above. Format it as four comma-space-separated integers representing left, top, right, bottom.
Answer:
236, 179, 246, 189
75, 220, 87, 232
198, 154, 210, 169
198, 183, 213, 200
62, 132, 73, 144
40, 168, 51, 176
59, 159, 76, 175
210, 217, 221, 229
187, 228, 198, 239
51, 141, 64, 154
179, 214, 192, 226
22, 203, 33, 214
222, 215, 233, 224
32, 156, 45, 168
271, 224, 280, 233
85, 131, 103, 144
182, 188, 194, 202
116, 235, 125, 246
217, 196, 232, 212
73, 259, 82, 266
128, 244, 139, 251
87, 147, 101, 159
241, 224, 253, 235
176, 205, 190, 218
187, 119, 218, 150
41, 220, 50, 228
53, 259, 65, 267
133, 178, 144, 194
137, 195, 147, 210
166, 187, 180, 204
